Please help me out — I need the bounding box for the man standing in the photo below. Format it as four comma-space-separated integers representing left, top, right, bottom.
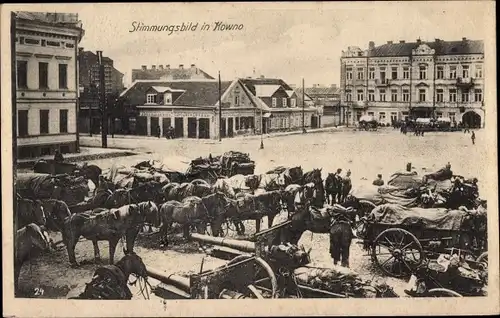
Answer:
471, 131, 476, 145
156, 126, 161, 138
54, 150, 64, 163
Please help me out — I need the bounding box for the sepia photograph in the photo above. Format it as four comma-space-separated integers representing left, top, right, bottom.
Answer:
1, 1, 498, 317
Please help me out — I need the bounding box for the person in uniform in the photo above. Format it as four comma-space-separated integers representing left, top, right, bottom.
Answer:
372, 174, 384, 186
471, 131, 476, 145
54, 150, 64, 163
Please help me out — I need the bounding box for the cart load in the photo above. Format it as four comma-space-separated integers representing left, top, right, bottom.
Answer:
220, 151, 255, 177
349, 184, 420, 208
387, 171, 425, 189
368, 204, 467, 231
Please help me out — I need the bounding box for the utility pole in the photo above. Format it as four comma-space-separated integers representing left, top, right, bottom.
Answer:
302, 78, 306, 133
97, 50, 107, 148
260, 108, 264, 149
218, 71, 222, 142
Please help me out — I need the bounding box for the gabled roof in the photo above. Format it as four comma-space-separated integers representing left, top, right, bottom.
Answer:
120, 80, 232, 107
131, 67, 215, 81
254, 85, 281, 97
285, 90, 295, 97
368, 39, 484, 57
151, 86, 186, 93
293, 88, 313, 101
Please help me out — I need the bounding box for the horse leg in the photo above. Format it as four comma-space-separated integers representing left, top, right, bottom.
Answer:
255, 218, 261, 233
92, 239, 101, 263
268, 214, 275, 229
330, 227, 341, 266
108, 237, 120, 265
125, 227, 140, 254
341, 227, 352, 268
182, 224, 190, 241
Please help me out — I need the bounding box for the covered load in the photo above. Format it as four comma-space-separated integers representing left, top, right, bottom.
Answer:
387, 171, 424, 190
368, 204, 468, 230
358, 115, 377, 123
220, 151, 255, 177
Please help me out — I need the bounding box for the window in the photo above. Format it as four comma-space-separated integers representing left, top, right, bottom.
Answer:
235, 95, 240, 106
436, 112, 443, 118
39, 62, 49, 89
474, 89, 482, 102
39, 110, 49, 134
17, 60, 28, 88
346, 67, 353, 80
291, 98, 296, 107
449, 65, 457, 79
461, 90, 469, 102
419, 65, 427, 80
379, 112, 386, 122
357, 90, 364, 101
369, 67, 375, 79
462, 65, 469, 78
346, 90, 352, 102
449, 112, 456, 122
357, 68, 364, 80
164, 93, 172, 105
367, 112, 374, 117
272, 97, 277, 107
419, 89, 426, 102
436, 66, 444, 79
391, 67, 398, 80
58, 64, 68, 89
379, 68, 386, 82
235, 117, 240, 130
475, 65, 483, 78
368, 90, 375, 101
449, 89, 457, 102
146, 94, 157, 104
379, 89, 386, 102
390, 112, 397, 122
391, 89, 398, 102
17, 110, 28, 137
356, 111, 362, 121
403, 66, 410, 79
282, 97, 287, 107
59, 109, 68, 133
436, 89, 444, 102
402, 89, 410, 102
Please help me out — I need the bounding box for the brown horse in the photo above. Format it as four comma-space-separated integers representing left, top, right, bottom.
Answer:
15, 223, 51, 293
232, 190, 283, 233
15, 197, 46, 231
159, 192, 228, 245
41, 199, 71, 232
63, 201, 158, 267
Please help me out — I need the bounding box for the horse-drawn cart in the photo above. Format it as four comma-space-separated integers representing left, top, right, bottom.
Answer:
356, 204, 487, 278
358, 115, 378, 131
220, 151, 255, 177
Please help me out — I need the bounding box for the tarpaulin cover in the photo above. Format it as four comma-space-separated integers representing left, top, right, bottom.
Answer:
387, 171, 424, 189
377, 186, 420, 207
16, 173, 56, 199
350, 184, 385, 205
369, 204, 467, 230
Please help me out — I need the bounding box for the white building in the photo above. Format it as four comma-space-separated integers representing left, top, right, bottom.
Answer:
15, 12, 84, 158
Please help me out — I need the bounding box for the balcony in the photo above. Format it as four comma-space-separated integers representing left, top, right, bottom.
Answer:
375, 79, 390, 87
456, 77, 475, 89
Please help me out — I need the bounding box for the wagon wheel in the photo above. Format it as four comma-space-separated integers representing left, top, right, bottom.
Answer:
226, 255, 279, 298
205, 222, 229, 237
476, 252, 488, 284
371, 228, 424, 278
426, 288, 463, 297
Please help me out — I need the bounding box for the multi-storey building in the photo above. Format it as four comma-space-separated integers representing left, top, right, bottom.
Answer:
78, 50, 124, 134
340, 38, 484, 128
14, 12, 85, 158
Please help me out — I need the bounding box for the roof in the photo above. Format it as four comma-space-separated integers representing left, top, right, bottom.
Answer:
131, 67, 215, 81
254, 85, 281, 97
298, 86, 340, 96
240, 78, 294, 92
368, 39, 484, 57
15, 11, 83, 29
120, 80, 232, 107
151, 86, 186, 93
285, 90, 295, 97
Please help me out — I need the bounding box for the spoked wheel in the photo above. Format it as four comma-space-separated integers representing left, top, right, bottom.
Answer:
205, 222, 229, 237
427, 288, 463, 297
226, 255, 279, 298
476, 251, 488, 268
372, 228, 424, 278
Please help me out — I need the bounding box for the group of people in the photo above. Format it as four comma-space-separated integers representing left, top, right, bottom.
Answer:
156, 126, 175, 139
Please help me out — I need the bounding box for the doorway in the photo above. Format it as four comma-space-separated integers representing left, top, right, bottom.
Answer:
199, 118, 210, 139
188, 117, 197, 138
227, 117, 234, 137
174, 117, 184, 138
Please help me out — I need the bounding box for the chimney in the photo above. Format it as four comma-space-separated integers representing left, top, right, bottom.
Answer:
387, 41, 393, 44
435, 38, 440, 43
399, 40, 405, 43
159, 65, 164, 70
368, 41, 375, 50
151, 65, 156, 70
141, 65, 147, 71
166, 64, 170, 69
462, 37, 467, 42
416, 38, 422, 44
191, 64, 196, 69
179, 64, 184, 69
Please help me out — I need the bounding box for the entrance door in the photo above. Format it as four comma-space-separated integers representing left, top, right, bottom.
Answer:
151, 117, 159, 136
198, 118, 210, 139
311, 116, 318, 128
175, 117, 184, 138
162, 118, 171, 137
136, 116, 147, 136
220, 118, 227, 138
462, 111, 481, 128
187, 117, 197, 138
262, 118, 268, 134
227, 117, 234, 137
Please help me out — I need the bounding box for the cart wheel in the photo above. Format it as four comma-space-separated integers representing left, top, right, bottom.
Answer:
206, 222, 229, 237
235, 221, 246, 235
427, 288, 463, 297
226, 255, 279, 298
372, 228, 424, 278
476, 251, 488, 268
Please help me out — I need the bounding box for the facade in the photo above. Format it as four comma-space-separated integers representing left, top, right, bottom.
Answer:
240, 77, 321, 132
78, 50, 124, 133
14, 12, 85, 159
296, 84, 340, 126
131, 64, 215, 82
118, 79, 261, 139
340, 38, 485, 127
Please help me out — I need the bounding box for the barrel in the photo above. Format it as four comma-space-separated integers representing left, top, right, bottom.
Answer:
190, 233, 255, 253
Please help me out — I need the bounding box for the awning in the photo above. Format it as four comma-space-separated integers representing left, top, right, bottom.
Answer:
262, 113, 272, 118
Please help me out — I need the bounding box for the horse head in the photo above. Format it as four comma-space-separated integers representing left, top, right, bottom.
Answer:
25, 223, 50, 251
118, 252, 148, 279
32, 200, 47, 226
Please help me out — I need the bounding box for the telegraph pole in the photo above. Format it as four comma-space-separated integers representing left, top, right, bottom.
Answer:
302, 78, 306, 133
260, 108, 264, 149
218, 71, 222, 142
97, 50, 107, 148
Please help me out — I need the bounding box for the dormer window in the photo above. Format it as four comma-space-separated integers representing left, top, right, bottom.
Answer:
164, 92, 172, 105
146, 93, 157, 104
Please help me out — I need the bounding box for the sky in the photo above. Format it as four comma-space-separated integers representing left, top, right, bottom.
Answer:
24, 2, 492, 87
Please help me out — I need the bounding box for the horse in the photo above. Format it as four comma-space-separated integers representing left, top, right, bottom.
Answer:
302, 168, 325, 208
325, 173, 342, 205
162, 182, 192, 202
302, 168, 322, 185
281, 166, 304, 186
15, 223, 51, 293
69, 252, 149, 300
75, 163, 102, 192
63, 201, 158, 267
232, 190, 283, 233
184, 183, 213, 198
213, 178, 236, 198
190, 179, 211, 187
266, 166, 287, 174
41, 199, 71, 233
339, 175, 352, 204
104, 183, 158, 209
15, 197, 46, 231
258, 173, 285, 191
158, 192, 228, 245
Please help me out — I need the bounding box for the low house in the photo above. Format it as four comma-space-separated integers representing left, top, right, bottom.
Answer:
117, 79, 261, 139
296, 84, 341, 127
